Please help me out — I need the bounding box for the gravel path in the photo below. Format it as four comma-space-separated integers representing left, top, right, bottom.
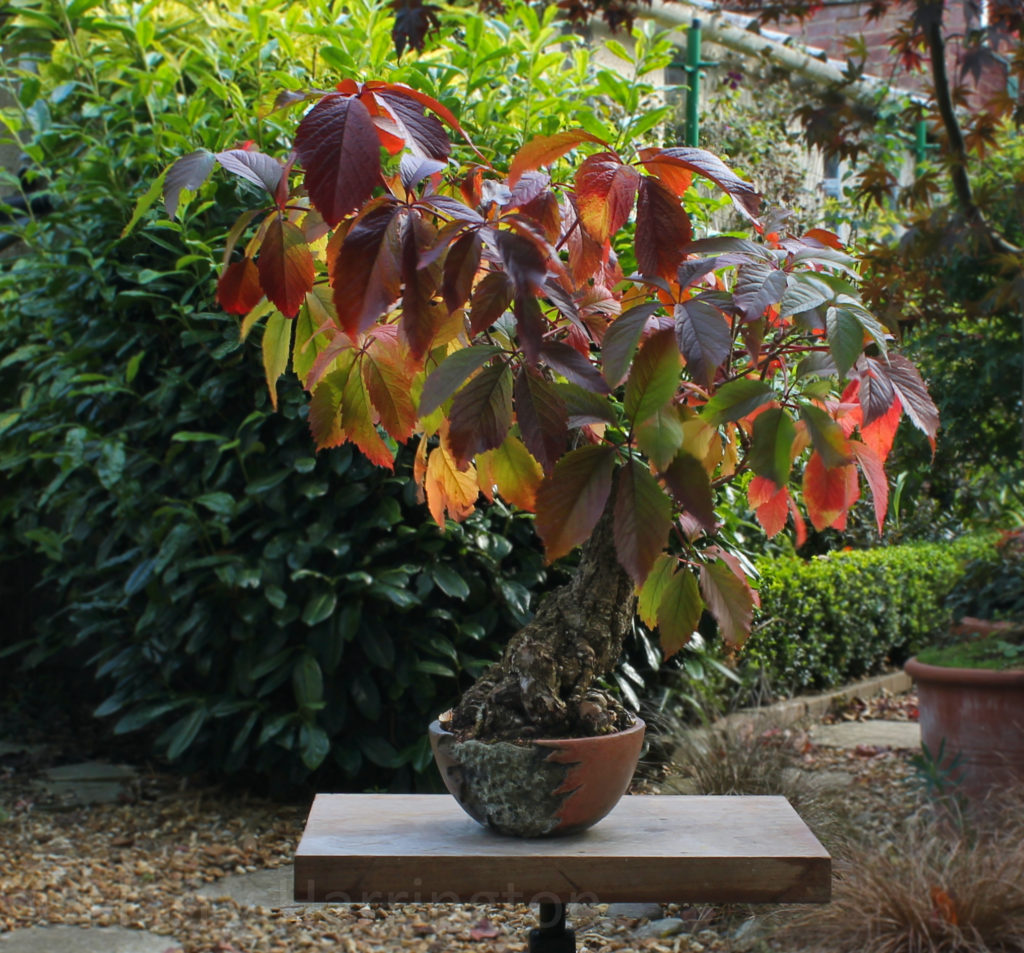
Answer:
0, 691, 925, 953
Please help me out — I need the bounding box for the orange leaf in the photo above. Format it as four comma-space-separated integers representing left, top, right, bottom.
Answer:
509, 129, 606, 186
851, 440, 888, 534
362, 333, 417, 443
748, 476, 790, 538
575, 153, 640, 246
930, 886, 958, 925
802, 453, 859, 531
637, 147, 693, 196
341, 356, 394, 470
425, 443, 478, 528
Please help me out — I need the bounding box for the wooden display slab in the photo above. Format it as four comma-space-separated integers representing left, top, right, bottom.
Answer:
294, 794, 830, 905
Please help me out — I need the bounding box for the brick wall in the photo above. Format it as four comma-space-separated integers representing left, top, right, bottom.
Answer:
724, 1, 1009, 104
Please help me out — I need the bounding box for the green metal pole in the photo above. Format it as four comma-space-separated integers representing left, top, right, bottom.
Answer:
686, 19, 701, 147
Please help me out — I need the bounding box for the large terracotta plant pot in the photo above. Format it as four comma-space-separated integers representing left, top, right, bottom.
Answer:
429, 716, 645, 837
904, 655, 1024, 800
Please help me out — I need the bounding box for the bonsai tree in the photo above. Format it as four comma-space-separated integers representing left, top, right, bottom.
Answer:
165, 78, 938, 742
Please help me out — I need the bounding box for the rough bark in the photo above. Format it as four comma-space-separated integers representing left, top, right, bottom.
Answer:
449, 503, 637, 742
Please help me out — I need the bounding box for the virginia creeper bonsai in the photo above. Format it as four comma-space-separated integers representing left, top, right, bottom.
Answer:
165, 78, 938, 742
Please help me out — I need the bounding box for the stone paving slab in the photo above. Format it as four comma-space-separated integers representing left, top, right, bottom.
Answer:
809, 719, 920, 750
197, 865, 312, 909
0, 926, 178, 953
34, 761, 138, 805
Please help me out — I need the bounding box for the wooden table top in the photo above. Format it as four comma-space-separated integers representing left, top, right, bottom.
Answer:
294, 794, 831, 904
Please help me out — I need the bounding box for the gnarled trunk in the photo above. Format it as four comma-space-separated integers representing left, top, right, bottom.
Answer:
450, 505, 637, 742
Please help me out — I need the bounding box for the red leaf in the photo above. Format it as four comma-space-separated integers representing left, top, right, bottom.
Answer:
258, 217, 315, 318
851, 440, 888, 534
652, 147, 761, 223
860, 395, 902, 462
534, 445, 617, 562
468, 271, 514, 335
331, 201, 404, 336
574, 153, 640, 246
400, 214, 442, 359
448, 361, 513, 466
294, 95, 382, 227
514, 294, 546, 367
699, 553, 756, 646
514, 366, 568, 474
442, 231, 482, 312
748, 476, 789, 537
509, 128, 607, 187
217, 258, 263, 315
634, 176, 692, 281
802, 453, 859, 531
495, 229, 548, 296
661, 451, 716, 532
800, 402, 852, 469
469, 918, 500, 941
613, 458, 673, 584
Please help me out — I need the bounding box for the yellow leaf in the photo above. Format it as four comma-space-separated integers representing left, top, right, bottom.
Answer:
425, 444, 478, 528
476, 435, 543, 511
262, 309, 293, 411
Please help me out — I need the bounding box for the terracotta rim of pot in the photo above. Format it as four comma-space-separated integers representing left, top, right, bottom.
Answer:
905, 655, 1024, 687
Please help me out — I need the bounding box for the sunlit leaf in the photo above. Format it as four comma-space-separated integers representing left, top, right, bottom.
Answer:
425, 443, 478, 527
509, 128, 606, 186
651, 147, 761, 223
341, 356, 394, 469
657, 565, 703, 658
215, 148, 283, 197
476, 434, 543, 511
851, 440, 888, 534
749, 407, 795, 487
699, 555, 756, 646
362, 333, 417, 442
799, 402, 852, 468
217, 258, 263, 315
575, 152, 640, 245
747, 475, 789, 537
261, 309, 292, 411
802, 452, 859, 531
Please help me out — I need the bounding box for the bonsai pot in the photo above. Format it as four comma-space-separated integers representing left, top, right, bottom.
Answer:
904, 654, 1024, 800
429, 716, 645, 837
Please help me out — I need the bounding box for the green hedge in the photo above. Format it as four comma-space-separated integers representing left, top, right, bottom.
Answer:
743, 535, 997, 695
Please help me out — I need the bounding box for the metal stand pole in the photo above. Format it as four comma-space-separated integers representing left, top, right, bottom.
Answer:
528, 901, 575, 953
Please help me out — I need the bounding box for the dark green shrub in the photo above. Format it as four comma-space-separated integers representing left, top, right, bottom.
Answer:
0, 0, 684, 787
743, 535, 996, 695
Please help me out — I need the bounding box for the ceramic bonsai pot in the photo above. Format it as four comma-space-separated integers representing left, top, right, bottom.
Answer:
904, 655, 1024, 799
429, 716, 645, 837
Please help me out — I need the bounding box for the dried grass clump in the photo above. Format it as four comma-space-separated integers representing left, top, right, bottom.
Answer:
787, 787, 1024, 953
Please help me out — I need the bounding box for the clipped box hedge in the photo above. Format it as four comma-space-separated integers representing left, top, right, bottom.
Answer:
743, 535, 997, 695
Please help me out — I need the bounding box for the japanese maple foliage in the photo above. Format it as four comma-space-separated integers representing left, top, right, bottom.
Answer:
168, 78, 938, 659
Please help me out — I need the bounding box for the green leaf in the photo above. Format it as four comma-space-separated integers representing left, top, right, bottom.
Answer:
124, 558, 156, 596
357, 735, 403, 768
699, 556, 755, 647
826, 307, 865, 378
195, 492, 236, 517
636, 405, 684, 472
302, 589, 337, 627
613, 458, 673, 584
431, 564, 470, 599
638, 554, 677, 629
799, 403, 851, 468
535, 445, 617, 561
121, 171, 167, 238
165, 707, 207, 762
624, 329, 680, 427
262, 309, 293, 412
419, 345, 504, 417
657, 567, 703, 658
293, 654, 324, 709
749, 408, 796, 488
702, 379, 774, 426
299, 724, 331, 771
